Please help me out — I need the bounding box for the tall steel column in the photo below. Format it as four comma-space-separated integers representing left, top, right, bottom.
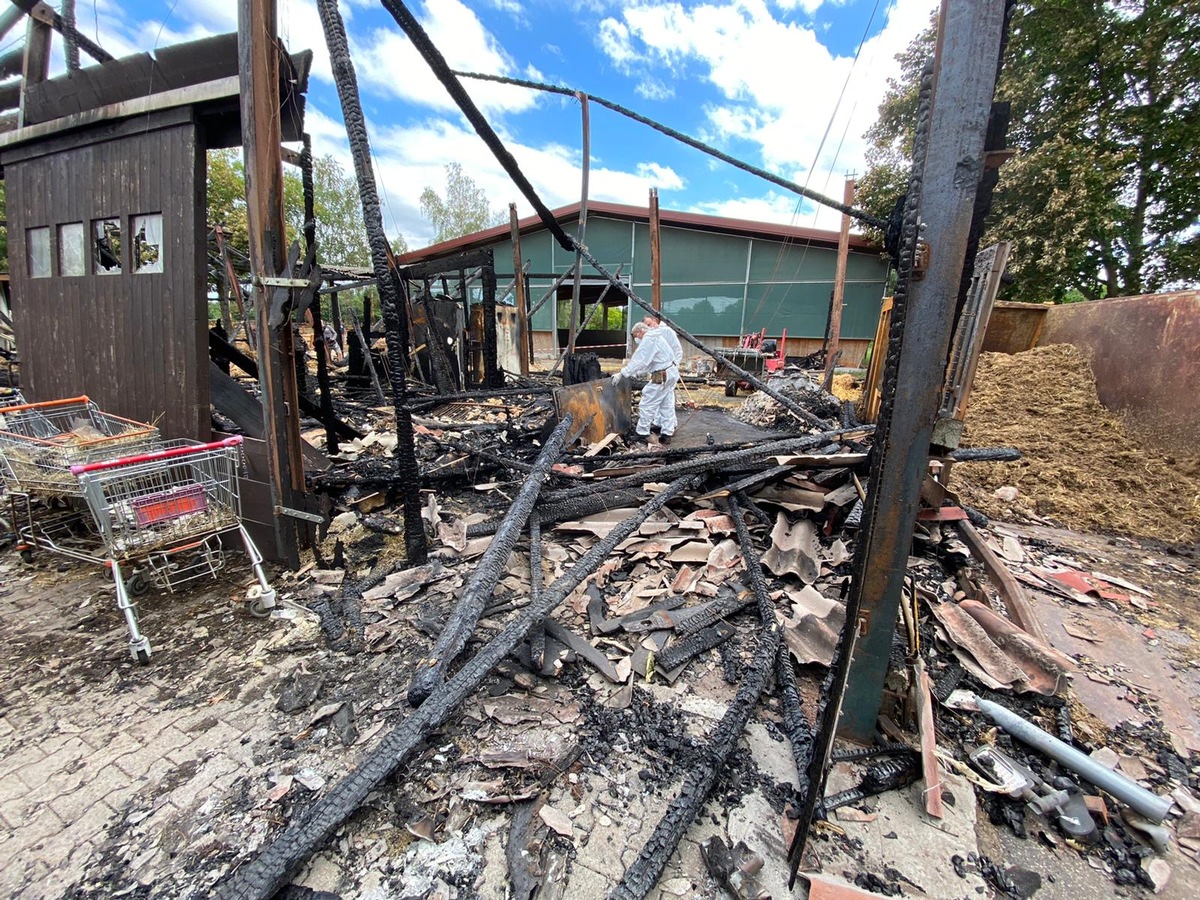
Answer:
836, 0, 1011, 740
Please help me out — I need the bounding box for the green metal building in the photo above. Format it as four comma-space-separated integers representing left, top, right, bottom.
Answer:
399, 201, 890, 366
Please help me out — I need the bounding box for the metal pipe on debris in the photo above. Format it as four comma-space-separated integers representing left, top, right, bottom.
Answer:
972, 694, 1173, 823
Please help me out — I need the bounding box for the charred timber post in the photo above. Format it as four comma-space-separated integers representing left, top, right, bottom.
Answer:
837, 0, 1010, 742
509, 204, 531, 375
407, 414, 575, 706
9, 0, 112, 63
238, 0, 301, 567
609, 493, 780, 900
301, 133, 340, 456
649, 187, 662, 314
319, 0, 427, 564
481, 250, 502, 387
567, 93, 590, 356
214, 475, 697, 900
60, 0, 79, 72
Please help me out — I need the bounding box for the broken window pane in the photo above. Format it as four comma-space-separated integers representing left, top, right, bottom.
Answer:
93, 218, 122, 275
58, 223, 86, 276
26, 227, 51, 278
132, 213, 163, 274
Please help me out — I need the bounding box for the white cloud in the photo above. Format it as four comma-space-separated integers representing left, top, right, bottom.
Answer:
635, 77, 675, 101
597, 0, 938, 226
306, 103, 686, 247
353, 0, 540, 116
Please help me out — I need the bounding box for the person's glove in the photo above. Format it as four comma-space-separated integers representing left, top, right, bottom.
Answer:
612, 371, 626, 386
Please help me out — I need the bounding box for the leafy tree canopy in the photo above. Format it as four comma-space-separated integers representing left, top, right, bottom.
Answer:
859, 0, 1200, 302
206, 149, 402, 270
419, 162, 505, 245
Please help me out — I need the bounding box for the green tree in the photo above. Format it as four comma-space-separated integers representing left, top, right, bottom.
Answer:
206, 148, 400, 269
419, 162, 504, 244
859, 1, 1200, 302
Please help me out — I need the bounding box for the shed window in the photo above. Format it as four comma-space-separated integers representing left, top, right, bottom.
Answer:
26, 227, 51, 278
93, 218, 122, 275
132, 214, 163, 274
58, 223, 86, 276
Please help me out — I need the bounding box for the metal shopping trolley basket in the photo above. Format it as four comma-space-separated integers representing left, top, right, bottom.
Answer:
70, 436, 277, 664
0, 395, 160, 496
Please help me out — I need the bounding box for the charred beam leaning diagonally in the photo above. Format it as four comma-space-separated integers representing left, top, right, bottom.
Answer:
215, 475, 698, 900
319, 0, 427, 564
407, 415, 574, 706
377, 0, 831, 431
609, 493, 780, 900
453, 70, 885, 231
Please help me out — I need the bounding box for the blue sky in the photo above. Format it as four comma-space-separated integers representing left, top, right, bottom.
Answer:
71, 0, 936, 248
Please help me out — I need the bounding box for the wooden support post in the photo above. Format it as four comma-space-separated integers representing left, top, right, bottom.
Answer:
18, 13, 51, 127
825, 176, 854, 379
217, 268, 233, 334
509, 203, 530, 375
328, 281, 343, 353
238, 0, 302, 566
649, 187, 662, 314
60, 0, 79, 72
567, 93, 590, 355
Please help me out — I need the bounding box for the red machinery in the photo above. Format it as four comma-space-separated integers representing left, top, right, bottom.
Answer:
719, 329, 787, 396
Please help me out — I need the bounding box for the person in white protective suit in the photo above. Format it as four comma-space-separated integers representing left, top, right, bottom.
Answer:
612, 320, 679, 445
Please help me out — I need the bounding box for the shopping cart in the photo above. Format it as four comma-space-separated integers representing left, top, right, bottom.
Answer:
0, 387, 23, 406
0, 395, 160, 496
70, 436, 276, 664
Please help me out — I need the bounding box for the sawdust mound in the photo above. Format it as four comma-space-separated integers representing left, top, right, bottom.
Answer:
831, 373, 863, 403
955, 344, 1200, 546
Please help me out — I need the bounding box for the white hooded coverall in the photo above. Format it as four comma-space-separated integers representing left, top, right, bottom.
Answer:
620, 327, 680, 437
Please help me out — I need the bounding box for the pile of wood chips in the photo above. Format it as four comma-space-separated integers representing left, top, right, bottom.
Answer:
954, 343, 1200, 546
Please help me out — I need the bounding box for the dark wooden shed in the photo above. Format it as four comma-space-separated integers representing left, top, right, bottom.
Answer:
0, 32, 310, 441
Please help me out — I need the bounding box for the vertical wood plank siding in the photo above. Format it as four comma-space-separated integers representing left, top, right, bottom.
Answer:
5, 113, 208, 439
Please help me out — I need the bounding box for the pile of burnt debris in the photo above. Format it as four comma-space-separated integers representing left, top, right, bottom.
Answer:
200, 366, 1199, 900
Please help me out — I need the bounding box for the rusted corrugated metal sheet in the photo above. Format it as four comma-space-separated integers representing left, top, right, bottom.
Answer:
1040, 290, 1200, 455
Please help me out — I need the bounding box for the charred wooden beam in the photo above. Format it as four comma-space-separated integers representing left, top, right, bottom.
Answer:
672, 589, 755, 637
214, 474, 697, 900
609, 493, 780, 900
654, 621, 735, 672
9, 0, 112, 62
947, 446, 1020, 462
466, 487, 651, 538
407, 415, 574, 706
320, 0, 427, 564
406, 386, 553, 409
528, 518, 545, 670
546, 427, 871, 506
208, 330, 362, 440
776, 640, 814, 801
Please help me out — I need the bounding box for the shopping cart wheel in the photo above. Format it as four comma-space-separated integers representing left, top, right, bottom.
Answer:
247, 585, 277, 618
125, 571, 150, 598
129, 637, 152, 666
19, 548, 34, 564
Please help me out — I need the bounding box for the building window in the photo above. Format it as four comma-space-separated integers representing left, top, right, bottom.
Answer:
93, 218, 122, 275
58, 223, 86, 276
26, 227, 51, 278
132, 213, 163, 274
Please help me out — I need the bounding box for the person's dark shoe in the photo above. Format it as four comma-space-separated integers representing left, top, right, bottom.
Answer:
650, 426, 662, 436
624, 430, 650, 445
658, 433, 673, 446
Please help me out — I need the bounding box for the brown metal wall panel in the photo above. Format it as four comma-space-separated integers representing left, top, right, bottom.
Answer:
981, 301, 1049, 354
6, 114, 208, 440
1040, 290, 1200, 455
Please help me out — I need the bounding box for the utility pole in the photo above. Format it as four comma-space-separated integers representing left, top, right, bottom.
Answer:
509, 204, 530, 375
238, 0, 302, 567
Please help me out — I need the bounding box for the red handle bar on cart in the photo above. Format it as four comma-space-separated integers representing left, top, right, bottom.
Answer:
0, 395, 91, 414
70, 436, 243, 475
